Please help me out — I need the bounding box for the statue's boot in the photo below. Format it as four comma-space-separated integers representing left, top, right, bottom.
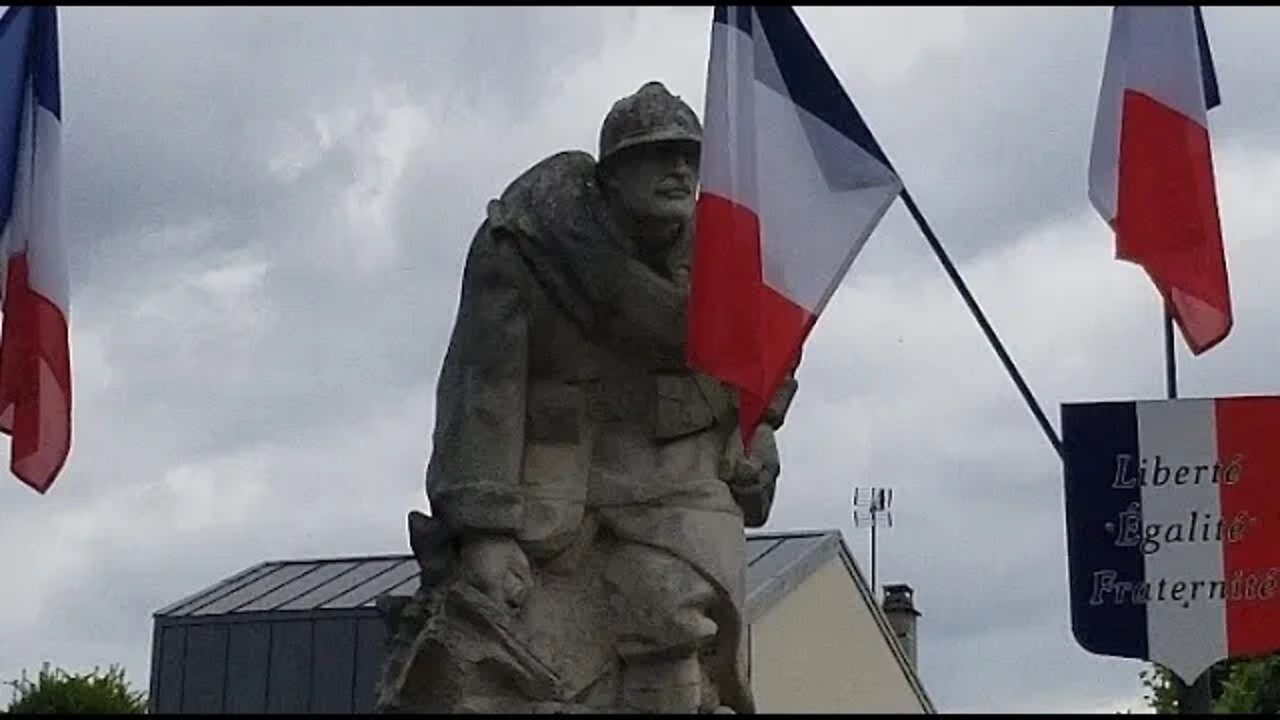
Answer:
621, 655, 702, 714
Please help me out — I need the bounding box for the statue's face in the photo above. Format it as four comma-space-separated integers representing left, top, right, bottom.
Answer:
605, 140, 700, 228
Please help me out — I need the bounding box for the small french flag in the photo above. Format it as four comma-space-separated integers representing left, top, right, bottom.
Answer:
688, 6, 902, 441
1087, 6, 1232, 355
1063, 397, 1280, 682
0, 6, 70, 494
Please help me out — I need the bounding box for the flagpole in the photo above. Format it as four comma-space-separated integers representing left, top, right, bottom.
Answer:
897, 188, 1064, 461
1164, 303, 1214, 713
1164, 308, 1178, 400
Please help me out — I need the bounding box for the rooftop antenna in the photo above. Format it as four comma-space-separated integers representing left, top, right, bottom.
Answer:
852, 486, 894, 597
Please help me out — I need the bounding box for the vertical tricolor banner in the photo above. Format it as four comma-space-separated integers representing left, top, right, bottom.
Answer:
1062, 397, 1280, 682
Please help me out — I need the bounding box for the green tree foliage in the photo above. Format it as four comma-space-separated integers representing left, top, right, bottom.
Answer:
1141, 655, 1280, 714
4, 663, 147, 714
1214, 655, 1280, 714
1141, 664, 1179, 714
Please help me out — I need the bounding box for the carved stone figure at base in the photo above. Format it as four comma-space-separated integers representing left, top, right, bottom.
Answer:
375, 81, 798, 714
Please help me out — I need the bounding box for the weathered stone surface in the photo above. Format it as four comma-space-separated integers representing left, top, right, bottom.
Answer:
374, 81, 796, 714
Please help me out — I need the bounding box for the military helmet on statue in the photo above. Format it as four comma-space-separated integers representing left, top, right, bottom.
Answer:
598, 81, 702, 167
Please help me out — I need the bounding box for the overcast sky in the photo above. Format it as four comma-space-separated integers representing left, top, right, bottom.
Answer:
2, 5, 1279, 714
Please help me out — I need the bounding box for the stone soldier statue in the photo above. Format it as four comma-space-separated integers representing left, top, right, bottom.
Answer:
375, 81, 799, 714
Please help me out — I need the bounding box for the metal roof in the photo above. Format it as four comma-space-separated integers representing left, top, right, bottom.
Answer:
152, 528, 934, 712
155, 531, 841, 621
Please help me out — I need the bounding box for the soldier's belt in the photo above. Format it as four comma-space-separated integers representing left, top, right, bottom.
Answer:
586, 374, 719, 438
526, 374, 721, 440
579, 376, 656, 423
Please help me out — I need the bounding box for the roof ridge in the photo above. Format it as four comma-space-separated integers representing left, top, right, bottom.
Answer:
200, 531, 840, 569
155, 529, 853, 619
744, 527, 841, 540
830, 537, 937, 713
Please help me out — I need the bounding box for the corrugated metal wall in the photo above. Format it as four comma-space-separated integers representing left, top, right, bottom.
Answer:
148, 611, 387, 714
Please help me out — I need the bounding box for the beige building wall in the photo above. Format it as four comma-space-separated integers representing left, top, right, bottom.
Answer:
749, 558, 929, 713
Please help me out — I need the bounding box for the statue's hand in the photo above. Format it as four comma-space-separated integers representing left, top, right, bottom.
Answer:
764, 376, 798, 429
459, 535, 532, 612
719, 424, 780, 493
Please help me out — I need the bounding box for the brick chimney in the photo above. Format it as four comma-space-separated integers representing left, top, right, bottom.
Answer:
882, 583, 921, 670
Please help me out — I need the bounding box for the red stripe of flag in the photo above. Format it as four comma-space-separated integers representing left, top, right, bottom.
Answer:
1216, 397, 1280, 656
688, 192, 763, 397
689, 193, 813, 442
1116, 90, 1232, 355
0, 254, 72, 493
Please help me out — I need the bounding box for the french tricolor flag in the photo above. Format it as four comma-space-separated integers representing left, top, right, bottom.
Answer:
0, 6, 70, 494
1063, 397, 1280, 682
688, 5, 902, 440
1087, 6, 1232, 355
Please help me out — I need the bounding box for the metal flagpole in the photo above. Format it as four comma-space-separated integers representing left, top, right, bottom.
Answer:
898, 188, 1064, 460
1165, 309, 1179, 401
1165, 305, 1215, 714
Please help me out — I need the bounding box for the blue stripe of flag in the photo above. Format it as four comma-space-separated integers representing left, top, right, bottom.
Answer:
751, 5, 894, 172
1061, 400, 1148, 661
0, 6, 36, 236
0, 6, 58, 237
1194, 6, 1220, 111
32, 6, 60, 120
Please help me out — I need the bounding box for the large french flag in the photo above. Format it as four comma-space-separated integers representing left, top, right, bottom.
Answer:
1087, 6, 1231, 356
689, 6, 902, 440
0, 6, 69, 494
1062, 397, 1280, 682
